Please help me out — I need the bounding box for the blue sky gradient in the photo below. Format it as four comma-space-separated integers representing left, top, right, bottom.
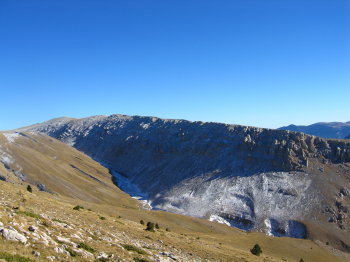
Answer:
0, 0, 349, 130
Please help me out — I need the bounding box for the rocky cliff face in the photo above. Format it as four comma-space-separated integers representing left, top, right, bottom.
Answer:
19, 115, 350, 251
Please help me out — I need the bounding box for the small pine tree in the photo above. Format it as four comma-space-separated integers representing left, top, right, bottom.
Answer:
73, 205, 84, 211
140, 220, 144, 225
27, 185, 32, 193
250, 244, 262, 256
146, 222, 155, 232
299, 259, 305, 262
155, 223, 159, 229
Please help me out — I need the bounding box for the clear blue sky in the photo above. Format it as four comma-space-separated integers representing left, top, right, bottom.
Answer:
0, 0, 349, 130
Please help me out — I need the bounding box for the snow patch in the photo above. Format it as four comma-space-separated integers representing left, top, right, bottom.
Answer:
209, 215, 231, 226
0, 152, 13, 166
263, 218, 307, 238
140, 123, 150, 129
110, 170, 152, 210
3, 132, 20, 143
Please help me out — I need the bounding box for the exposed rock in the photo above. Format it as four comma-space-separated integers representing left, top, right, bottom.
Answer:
96, 252, 109, 260
53, 246, 69, 255
160, 251, 178, 261
340, 188, 350, 197
56, 236, 72, 245
37, 183, 46, 192
28, 225, 37, 232
0, 227, 27, 244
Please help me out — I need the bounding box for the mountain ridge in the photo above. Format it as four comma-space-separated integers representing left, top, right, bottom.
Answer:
1, 131, 343, 261
17, 114, 350, 252
279, 121, 350, 139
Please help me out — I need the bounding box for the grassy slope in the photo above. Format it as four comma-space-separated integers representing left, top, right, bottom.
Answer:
0, 132, 138, 207
0, 132, 345, 261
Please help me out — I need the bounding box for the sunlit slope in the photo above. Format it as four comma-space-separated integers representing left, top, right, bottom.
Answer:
0, 181, 345, 262
0, 132, 138, 207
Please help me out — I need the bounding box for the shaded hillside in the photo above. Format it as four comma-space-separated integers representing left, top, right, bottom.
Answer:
19, 115, 350, 253
279, 122, 350, 139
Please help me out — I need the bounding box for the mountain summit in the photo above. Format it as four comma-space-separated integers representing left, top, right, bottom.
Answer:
279, 121, 350, 139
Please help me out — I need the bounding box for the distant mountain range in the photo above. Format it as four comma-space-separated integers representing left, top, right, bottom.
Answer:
279, 121, 350, 139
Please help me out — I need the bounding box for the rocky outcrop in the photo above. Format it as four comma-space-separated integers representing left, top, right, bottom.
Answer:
20, 115, 350, 171
0, 227, 27, 244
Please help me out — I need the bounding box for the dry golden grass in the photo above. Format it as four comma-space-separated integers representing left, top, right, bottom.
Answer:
0, 181, 344, 262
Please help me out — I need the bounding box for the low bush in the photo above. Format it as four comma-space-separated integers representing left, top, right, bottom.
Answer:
78, 242, 96, 253
250, 244, 262, 256
0, 252, 34, 262
26, 185, 32, 193
65, 247, 78, 257
73, 205, 84, 211
122, 244, 147, 255
16, 210, 41, 219
145, 222, 155, 232
133, 258, 150, 262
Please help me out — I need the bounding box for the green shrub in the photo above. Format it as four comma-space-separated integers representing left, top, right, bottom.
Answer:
121, 244, 147, 255
26, 185, 32, 193
65, 247, 78, 257
299, 259, 305, 262
99, 216, 106, 220
145, 222, 155, 232
73, 205, 84, 211
165, 228, 170, 232
250, 244, 262, 256
42, 220, 50, 227
78, 242, 96, 253
52, 218, 68, 224
0, 252, 34, 262
16, 210, 41, 219
133, 258, 150, 262
140, 220, 144, 225
155, 223, 159, 229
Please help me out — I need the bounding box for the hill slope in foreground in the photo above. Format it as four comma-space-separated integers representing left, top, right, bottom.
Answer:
0, 132, 343, 261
